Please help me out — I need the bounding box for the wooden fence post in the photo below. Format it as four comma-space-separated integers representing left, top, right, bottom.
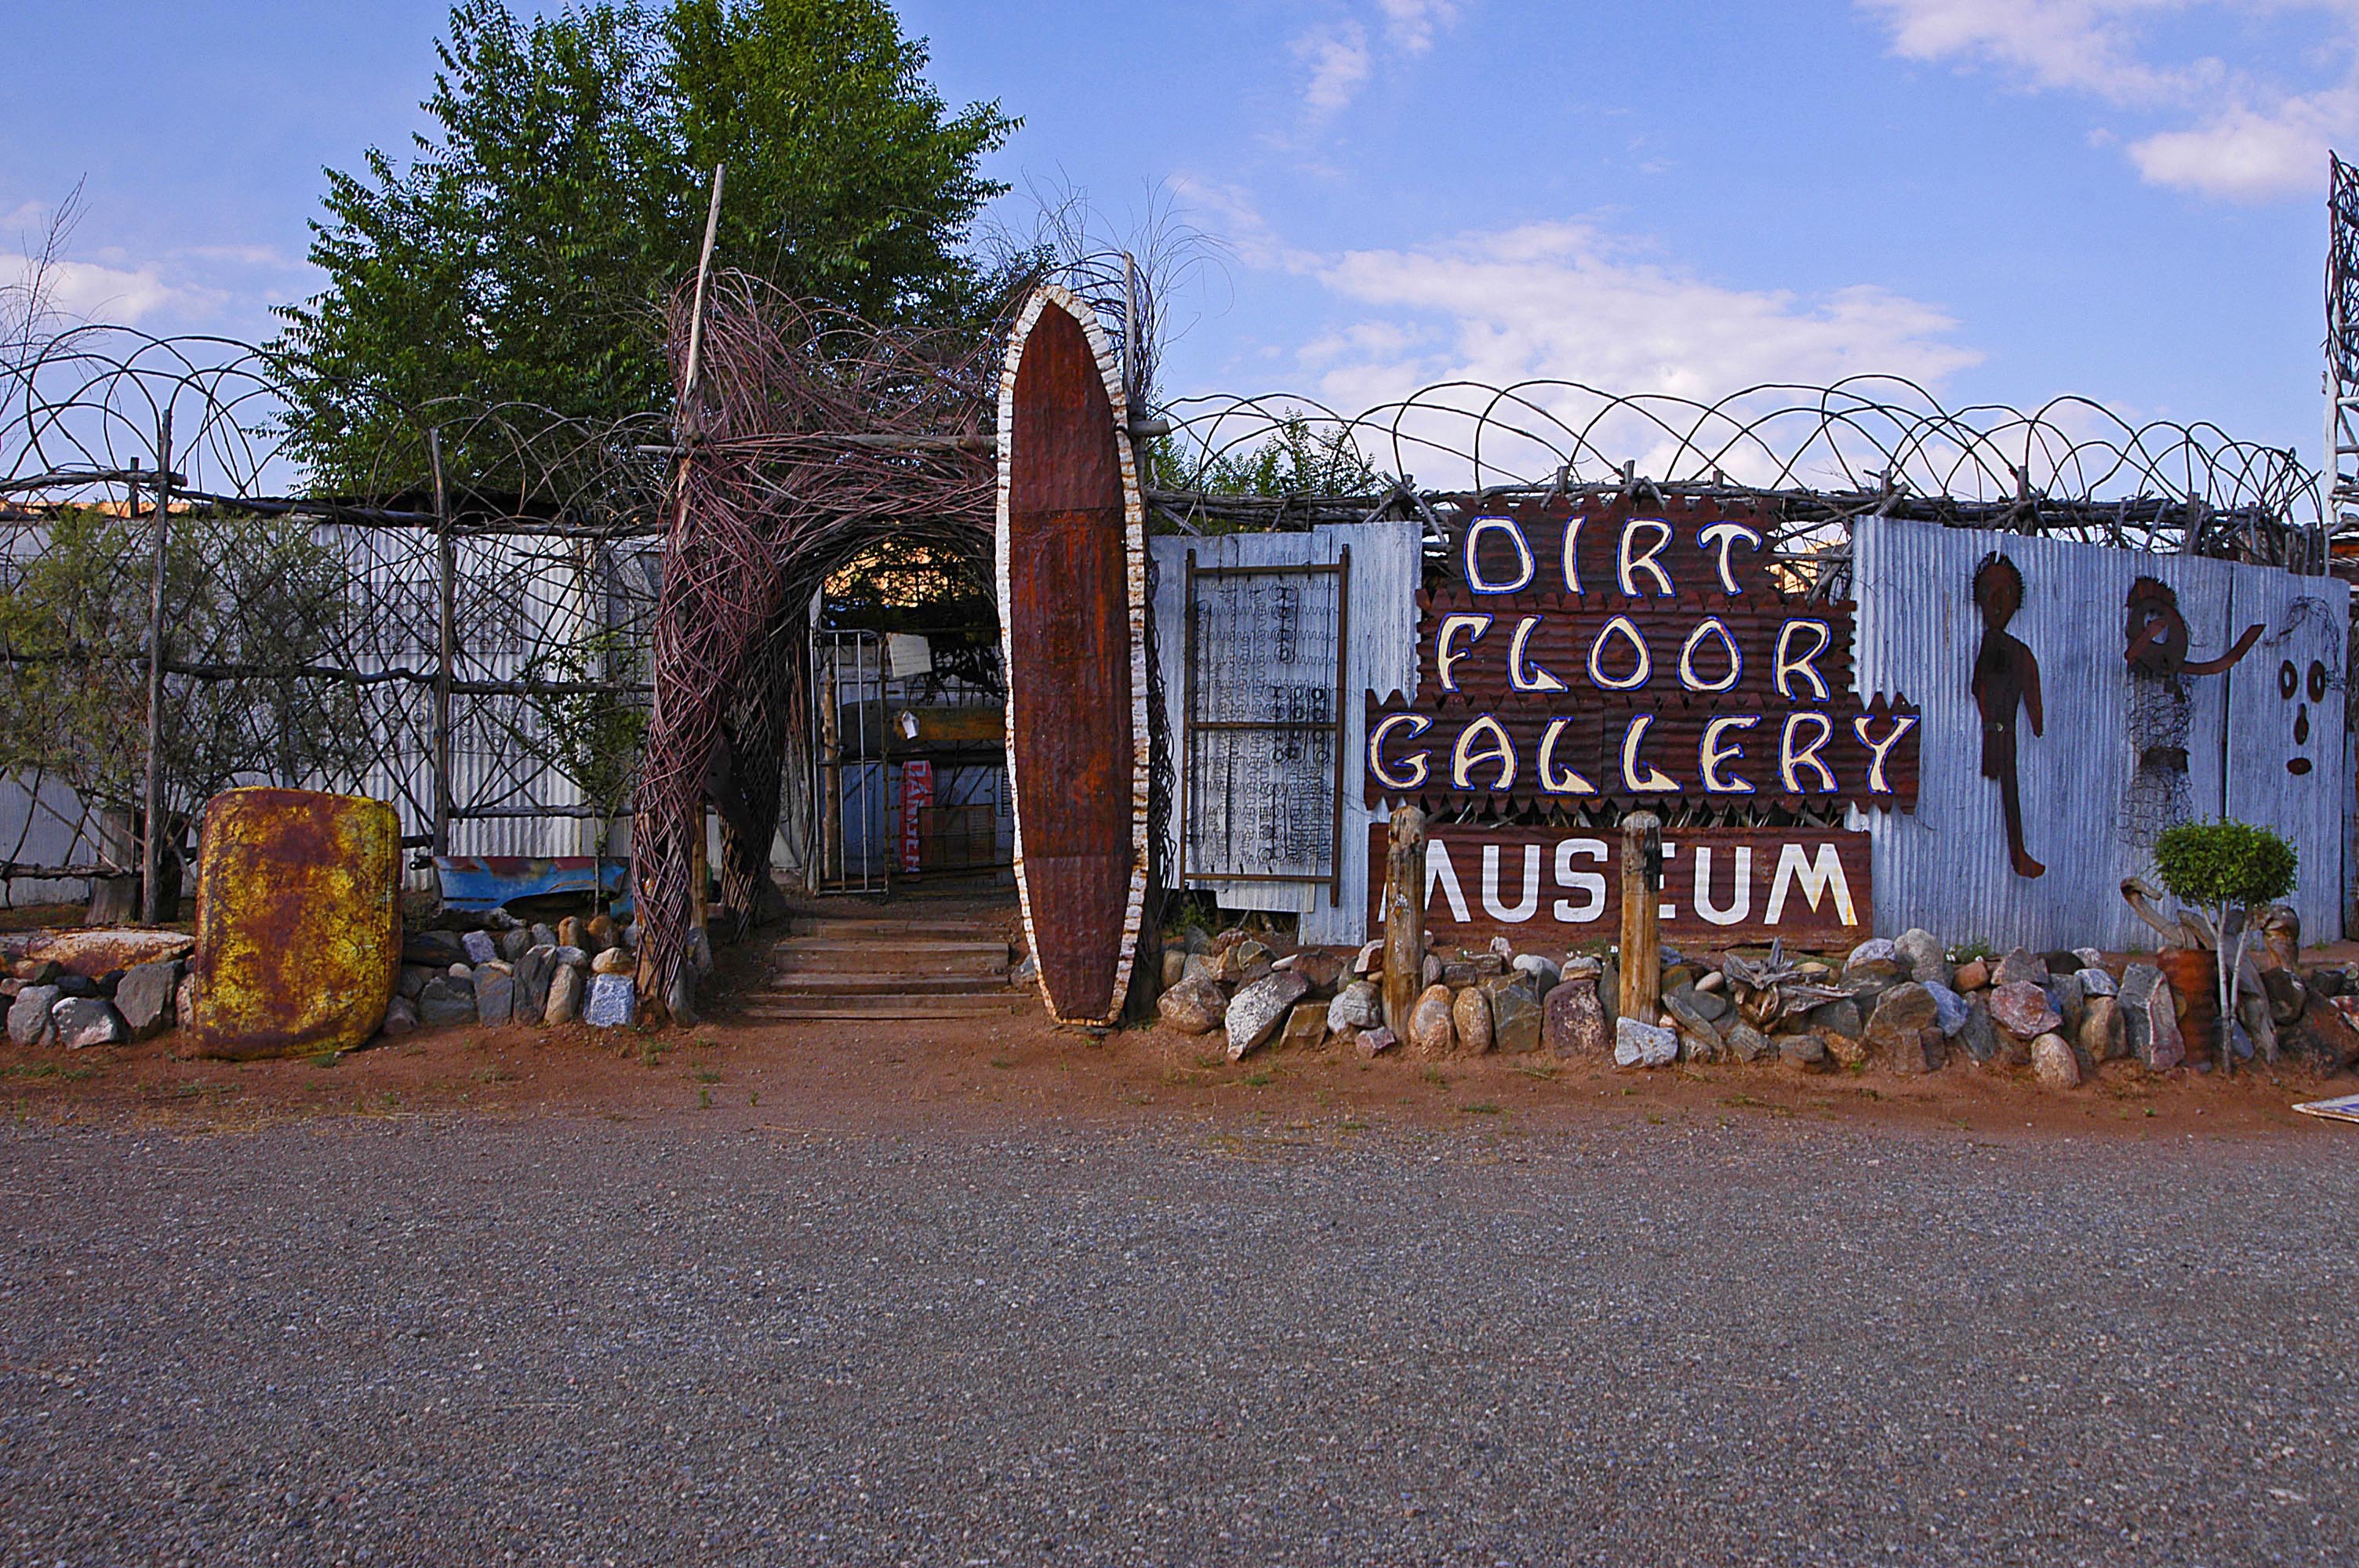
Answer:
1618, 811, 1662, 1027
1381, 804, 1427, 1036
138, 411, 173, 927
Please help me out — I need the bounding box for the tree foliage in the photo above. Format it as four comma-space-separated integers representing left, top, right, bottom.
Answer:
2152, 818, 2298, 911
273, 0, 1016, 489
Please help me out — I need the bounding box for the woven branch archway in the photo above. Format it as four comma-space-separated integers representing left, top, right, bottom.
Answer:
631, 275, 999, 1018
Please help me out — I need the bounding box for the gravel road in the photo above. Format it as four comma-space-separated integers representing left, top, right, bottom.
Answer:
3, 1108, 2355, 1566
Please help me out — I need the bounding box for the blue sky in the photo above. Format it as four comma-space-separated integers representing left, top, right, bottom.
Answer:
4, 0, 2351, 471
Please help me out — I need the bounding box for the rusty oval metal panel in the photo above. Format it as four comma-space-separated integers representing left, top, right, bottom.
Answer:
187, 786, 401, 1060
996, 285, 1148, 1025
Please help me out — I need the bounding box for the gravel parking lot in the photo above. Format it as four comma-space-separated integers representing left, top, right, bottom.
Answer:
4, 1097, 2355, 1566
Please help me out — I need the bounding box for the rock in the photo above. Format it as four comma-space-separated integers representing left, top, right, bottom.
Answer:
1328, 981, 1382, 1034
1694, 969, 1725, 994
1488, 935, 1515, 957
1599, 959, 1619, 1025
1660, 963, 1699, 993
1472, 951, 1509, 977
475, 964, 515, 1027
2306, 966, 2347, 1000
1680, 985, 1732, 1025
1408, 984, 1458, 1057
1352, 939, 1384, 976
1952, 958, 1990, 993
2076, 967, 2117, 998
1661, 988, 1725, 1059
2031, 1033, 2081, 1089
548, 946, 587, 971
557, 916, 587, 952
1010, 955, 1038, 987
1161, 948, 1188, 989
1843, 938, 1907, 983
1795, 960, 1834, 979
583, 971, 636, 1029
1274, 948, 1347, 993
114, 960, 179, 1040
396, 964, 435, 1001
417, 976, 477, 1028
1452, 986, 1494, 1055
1158, 975, 1228, 1035
1866, 982, 1942, 1072
52, 997, 125, 1048
1485, 977, 1543, 1054
1614, 1016, 1678, 1069
380, 995, 420, 1038
1441, 960, 1479, 989
51, 975, 100, 1000
2261, 966, 2307, 1025
1543, 976, 1610, 1058
1280, 1001, 1329, 1052
1221, 940, 1274, 985
459, 929, 500, 967
1512, 953, 1561, 990
514, 946, 556, 1021
449, 963, 473, 981
591, 946, 634, 976
1779, 1032, 1830, 1067
2117, 964, 2185, 1071
1990, 981, 2062, 1040
1806, 997, 1863, 1044
1894, 928, 1950, 986
1354, 1025, 1398, 1059
497, 928, 532, 963
544, 964, 586, 1025
16, 959, 60, 985
6, 985, 60, 1045
1826, 1029, 1870, 1069
1563, 955, 1602, 981
1920, 979, 1970, 1037
1955, 997, 2000, 1065
1183, 953, 1221, 983
1421, 953, 1444, 988
1726, 1022, 1776, 1062
1994, 948, 2047, 987
403, 929, 469, 967
586, 914, 616, 951
2050, 971, 2085, 1036
2281, 1001, 2359, 1073
529, 923, 558, 950
2078, 994, 2128, 1062
176, 971, 198, 1033
1225, 971, 1310, 1060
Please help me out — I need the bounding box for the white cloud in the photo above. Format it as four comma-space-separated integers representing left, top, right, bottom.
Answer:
1858, 0, 2359, 200
2, 256, 201, 325
1290, 2, 1467, 118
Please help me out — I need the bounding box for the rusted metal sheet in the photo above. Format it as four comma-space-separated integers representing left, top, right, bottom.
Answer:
1855, 518, 2349, 948
0, 928, 192, 977
1369, 823, 1871, 949
996, 285, 1148, 1025
186, 786, 401, 1060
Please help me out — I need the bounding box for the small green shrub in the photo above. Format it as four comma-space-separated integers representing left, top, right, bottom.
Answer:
2153, 820, 2297, 910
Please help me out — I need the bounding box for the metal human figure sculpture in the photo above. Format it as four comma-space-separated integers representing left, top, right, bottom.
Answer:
1972, 553, 2045, 879
2117, 575, 2262, 849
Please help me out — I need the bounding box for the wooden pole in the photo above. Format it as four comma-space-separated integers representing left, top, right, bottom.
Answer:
1381, 804, 1427, 1036
138, 411, 173, 926
1618, 811, 1663, 1027
428, 427, 454, 862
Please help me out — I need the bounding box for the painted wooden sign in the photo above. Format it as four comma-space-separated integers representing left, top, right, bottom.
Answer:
1367, 823, 1872, 948
997, 285, 1149, 1025
1364, 496, 1921, 811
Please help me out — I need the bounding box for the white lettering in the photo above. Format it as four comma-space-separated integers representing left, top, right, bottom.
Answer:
1553, 837, 1608, 922
1481, 844, 1542, 922
1692, 845, 1754, 927
1463, 516, 1536, 593
1619, 517, 1676, 597
1764, 841, 1859, 926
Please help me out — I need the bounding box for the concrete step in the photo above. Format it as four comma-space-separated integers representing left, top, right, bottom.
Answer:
764, 972, 1016, 996
772, 940, 1009, 975
740, 994, 1028, 1021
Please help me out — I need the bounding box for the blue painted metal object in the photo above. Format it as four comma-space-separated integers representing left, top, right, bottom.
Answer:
434, 855, 632, 915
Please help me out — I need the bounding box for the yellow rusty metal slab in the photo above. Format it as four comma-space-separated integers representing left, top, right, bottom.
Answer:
187, 787, 400, 1060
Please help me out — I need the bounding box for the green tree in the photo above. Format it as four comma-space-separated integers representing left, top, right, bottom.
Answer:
2151, 818, 2298, 1072
273, 0, 1016, 489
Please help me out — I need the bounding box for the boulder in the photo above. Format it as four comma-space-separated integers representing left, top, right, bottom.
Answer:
1485, 976, 1543, 1054
1161, 948, 1188, 989
1452, 986, 1494, 1055
474, 964, 516, 1027
1421, 953, 1444, 988
2076, 966, 2117, 999
583, 971, 636, 1029
1354, 1025, 1398, 1059
417, 975, 477, 1028
2260, 966, 2308, 1026
2031, 1033, 2081, 1089
498, 928, 532, 963
1353, 939, 1384, 975
2078, 994, 2128, 1062
1993, 948, 2048, 987
52, 997, 126, 1049
515, 946, 557, 1022
1843, 938, 1906, 982
1408, 984, 1458, 1057
1158, 974, 1228, 1035
380, 995, 420, 1038
2117, 964, 2185, 1071
1866, 982, 1943, 1074
402, 929, 469, 968
1779, 1032, 1830, 1068
1274, 948, 1347, 993
1614, 1016, 1678, 1069
2072, 946, 2104, 971
1512, 953, 1562, 990
529, 922, 558, 950
8, 983, 61, 1045
1826, 1029, 1870, 1069
114, 959, 180, 1040
1598, 959, 1619, 1026
396, 964, 435, 1001
591, 946, 634, 977
2048, 971, 2085, 1036
460, 929, 500, 967
1989, 981, 2062, 1041
1279, 1001, 1329, 1052
2281, 1001, 2359, 1074
586, 914, 616, 952
1894, 928, 1950, 987
1920, 979, 1970, 1037
176, 971, 198, 1033
1328, 981, 1383, 1033
1472, 951, 1509, 977
1441, 960, 1479, 989
544, 964, 586, 1025
1806, 997, 1863, 1044
1660, 988, 1725, 1060
1951, 958, 1990, 993
1725, 1021, 1776, 1062
2305, 965, 2348, 1000
556, 916, 587, 952
1543, 975, 1610, 1058
1220, 940, 1274, 985
1225, 971, 1310, 1060
1954, 996, 2001, 1065
1183, 953, 1221, 984
1563, 954, 1603, 981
